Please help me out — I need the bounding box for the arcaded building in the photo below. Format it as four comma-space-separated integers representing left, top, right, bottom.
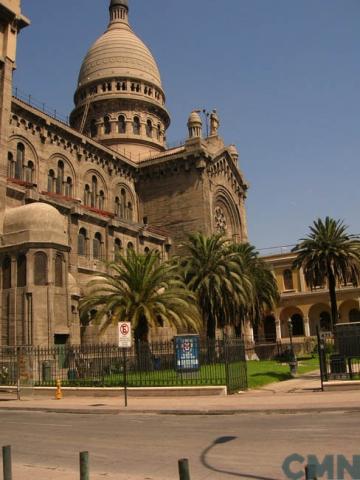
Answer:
256, 250, 360, 344
0, 0, 249, 347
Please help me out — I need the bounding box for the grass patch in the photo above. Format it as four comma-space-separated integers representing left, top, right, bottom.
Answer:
247, 356, 319, 389
39, 356, 320, 390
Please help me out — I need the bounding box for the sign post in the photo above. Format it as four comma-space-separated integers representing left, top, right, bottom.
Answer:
118, 322, 132, 407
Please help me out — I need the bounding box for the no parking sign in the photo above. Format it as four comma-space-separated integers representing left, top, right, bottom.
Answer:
118, 322, 132, 348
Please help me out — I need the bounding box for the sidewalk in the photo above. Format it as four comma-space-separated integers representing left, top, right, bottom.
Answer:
0, 371, 359, 415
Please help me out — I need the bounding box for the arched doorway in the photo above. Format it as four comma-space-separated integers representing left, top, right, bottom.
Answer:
308, 303, 331, 335
349, 308, 360, 323
291, 313, 304, 336
263, 315, 276, 342
319, 311, 331, 331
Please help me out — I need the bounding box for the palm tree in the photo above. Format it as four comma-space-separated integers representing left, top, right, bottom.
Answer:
229, 243, 279, 334
79, 249, 201, 344
181, 233, 249, 339
292, 217, 360, 331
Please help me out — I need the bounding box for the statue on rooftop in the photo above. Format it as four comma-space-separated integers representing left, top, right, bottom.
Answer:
209, 109, 220, 136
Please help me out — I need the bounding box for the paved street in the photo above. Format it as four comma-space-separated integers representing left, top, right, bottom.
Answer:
0, 410, 358, 479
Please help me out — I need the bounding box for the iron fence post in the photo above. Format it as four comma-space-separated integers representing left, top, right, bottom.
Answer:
316, 326, 324, 391
2, 445, 12, 480
80, 451, 89, 480
348, 357, 353, 380
178, 458, 191, 480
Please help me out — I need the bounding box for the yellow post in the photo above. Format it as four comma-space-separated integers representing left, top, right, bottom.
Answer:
55, 378, 63, 400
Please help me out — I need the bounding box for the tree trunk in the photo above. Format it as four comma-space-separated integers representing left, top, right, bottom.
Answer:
206, 314, 216, 340
134, 316, 153, 371
327, 266, 338, 332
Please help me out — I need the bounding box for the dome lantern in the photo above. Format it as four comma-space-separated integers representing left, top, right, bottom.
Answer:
109, 0, 129, 28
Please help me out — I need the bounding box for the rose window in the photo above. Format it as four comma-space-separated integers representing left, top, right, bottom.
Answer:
214, 206, 227, 233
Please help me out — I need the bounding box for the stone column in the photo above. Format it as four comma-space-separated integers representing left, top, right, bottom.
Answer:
304, 316, 311, 337
275, 319, 282, 341
299, 267, 307, 292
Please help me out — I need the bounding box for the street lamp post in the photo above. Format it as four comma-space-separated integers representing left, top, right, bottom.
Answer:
287, 318, 298, 376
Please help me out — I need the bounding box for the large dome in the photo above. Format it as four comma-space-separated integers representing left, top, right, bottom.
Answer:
77, 21, 162, 89
70, 0, 170, 159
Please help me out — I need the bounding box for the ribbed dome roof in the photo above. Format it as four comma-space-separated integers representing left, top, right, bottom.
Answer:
78, 23, 162, 89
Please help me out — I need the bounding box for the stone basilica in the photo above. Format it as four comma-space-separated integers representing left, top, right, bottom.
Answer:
0, 0, 248, 347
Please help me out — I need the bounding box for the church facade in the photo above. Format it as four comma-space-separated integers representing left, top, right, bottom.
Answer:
0, 0, 249, 347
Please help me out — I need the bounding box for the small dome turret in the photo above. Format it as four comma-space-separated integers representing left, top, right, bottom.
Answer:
187, 110, 202, 139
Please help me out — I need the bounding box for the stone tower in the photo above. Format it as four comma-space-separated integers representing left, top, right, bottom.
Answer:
70, 0, 170, 162
0, 1, 29, 231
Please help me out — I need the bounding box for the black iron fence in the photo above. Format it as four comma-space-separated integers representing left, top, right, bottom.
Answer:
0, 338, 247, 394
247, 337, 316, 361
317, 326, 360, 382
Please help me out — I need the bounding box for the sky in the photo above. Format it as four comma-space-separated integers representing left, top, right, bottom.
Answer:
15, 0, 360, 251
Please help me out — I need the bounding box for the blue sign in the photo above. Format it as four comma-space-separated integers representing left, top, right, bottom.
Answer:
175, 335, 200, 372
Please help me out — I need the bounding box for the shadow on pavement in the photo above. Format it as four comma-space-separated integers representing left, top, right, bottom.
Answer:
200, 436, 278, 480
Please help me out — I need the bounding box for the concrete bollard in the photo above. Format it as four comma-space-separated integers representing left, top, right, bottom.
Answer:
80, 451, 89, 480
178, 458, 191, 480
2, 445, 12, 480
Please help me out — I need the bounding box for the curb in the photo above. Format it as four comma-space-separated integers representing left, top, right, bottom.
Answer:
0, 405, 358, 415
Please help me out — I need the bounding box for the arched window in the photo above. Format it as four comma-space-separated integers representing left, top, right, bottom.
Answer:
56, 161, 64, 194
25, 161, 34, 183
34, 252, 48, 286
48, 170, 56, 193
349, 308, 360, 323
118, 115, 126, 134
2, 256, 11, 289
115, 197, 120, 217
146, 120, 152, 138
84, 184, 91, 206
157, 124, 161, 141
114, 238, 122, 258
98, 190, 105, 210
144, 247, 150, 254
127, 202, 133, 221
119, 188, 126, 218
90, 119, 97, 138
104, 116, 111, 135
15, 143, 24, 179
17, 254, 27, 287
55, 254, 63, 287
91, 176, 97, 208
283, 269, 294, 290
133, 116, 140, 135
65, 177, 73, 197
93, 233, 102, 260
7, 152, 15, 178
78, 228, 87, 256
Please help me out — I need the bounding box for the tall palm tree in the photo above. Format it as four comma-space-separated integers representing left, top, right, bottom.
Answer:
181, 233, 249, 339
230, 243, 279, 332
79, 249, 201, 344
292, 217, 360, 331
